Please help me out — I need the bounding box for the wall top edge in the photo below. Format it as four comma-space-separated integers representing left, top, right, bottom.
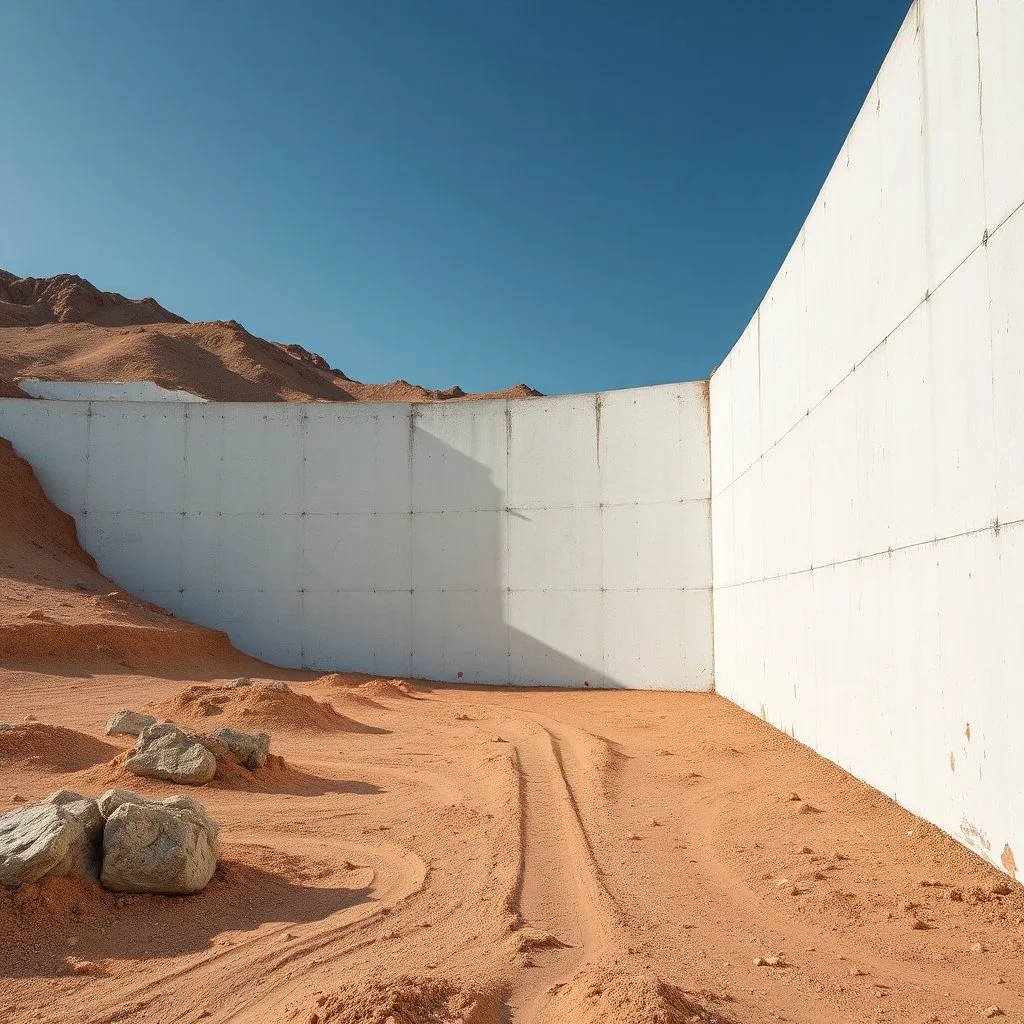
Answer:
0, 377, 710, 414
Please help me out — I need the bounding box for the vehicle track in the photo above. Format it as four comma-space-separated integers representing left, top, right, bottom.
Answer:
497, 717, 620, 1022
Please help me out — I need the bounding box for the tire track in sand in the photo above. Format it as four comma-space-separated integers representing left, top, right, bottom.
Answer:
500, 718, 620, 1022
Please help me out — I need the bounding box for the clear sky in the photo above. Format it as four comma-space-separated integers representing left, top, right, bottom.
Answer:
0, 1, 910, 396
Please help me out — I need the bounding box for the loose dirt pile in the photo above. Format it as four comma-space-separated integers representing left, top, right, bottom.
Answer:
0, 270, 540, 403
0, 723, 119, 772
533, 966, 731, 1024
155, 683, 369, 732
351, 678, 419, 700
294, 976, 502, 1024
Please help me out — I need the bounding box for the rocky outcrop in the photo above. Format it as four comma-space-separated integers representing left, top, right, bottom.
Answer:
100, 794, 219, 895
124, 723, 216, 785
105, 710, 158, 737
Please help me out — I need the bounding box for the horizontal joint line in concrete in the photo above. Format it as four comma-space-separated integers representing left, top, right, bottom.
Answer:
715, 516, 1024, 591
712, 199, 1024, 502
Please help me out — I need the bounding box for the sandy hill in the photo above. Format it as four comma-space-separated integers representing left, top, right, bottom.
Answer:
0, 269, 540, 403
0, 436, 262, 671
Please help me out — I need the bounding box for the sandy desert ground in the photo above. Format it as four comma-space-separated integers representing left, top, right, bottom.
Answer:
4, 665, 1024, 1024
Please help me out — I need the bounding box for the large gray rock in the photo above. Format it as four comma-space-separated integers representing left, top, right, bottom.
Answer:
209, 727, 271, 770
41, 791, 103, 881
105, 710, 157, 737
125, 724, 216, 786
0, 793, 103, 887
100, 794, 219, 894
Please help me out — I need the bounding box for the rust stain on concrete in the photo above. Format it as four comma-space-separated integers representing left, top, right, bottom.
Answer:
949, 751, 956, 772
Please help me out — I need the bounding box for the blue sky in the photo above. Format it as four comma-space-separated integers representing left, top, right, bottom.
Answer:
0, 1, 909, 396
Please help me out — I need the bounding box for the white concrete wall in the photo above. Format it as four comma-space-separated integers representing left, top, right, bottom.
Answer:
17, 380, 206, 402
0, 383, 714, 689
710, 0, 1024, 876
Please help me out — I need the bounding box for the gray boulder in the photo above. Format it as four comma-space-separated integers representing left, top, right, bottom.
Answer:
105, 710, 157, 737
101, 794, 219, 894
209, 727, 271, 770
223, 677, 252, 689
124, 724, 216, 786
41, 791, 104, 881
0, 793, 103, 887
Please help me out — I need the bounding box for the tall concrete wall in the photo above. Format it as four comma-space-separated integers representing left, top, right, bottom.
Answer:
0, 383, 713, 689
710, 0, 1024, 876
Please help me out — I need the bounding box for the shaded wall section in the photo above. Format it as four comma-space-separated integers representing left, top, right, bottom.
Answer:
710, 0, 1024, 875
0, 382, 713, 689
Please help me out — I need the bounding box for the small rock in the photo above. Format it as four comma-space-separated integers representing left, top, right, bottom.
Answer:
268, 681, 290, 692
625, 833, 642, 841
970, 941, 985, 953
223, 677, 252, 689
787, 792, 801, 801
755, 955, 787, 968
909, 918, 930, 930
489, 735, 506, 743
11, 794, 27, 804
849, 967, 866, 977
105, 710, 157, 738
208, 727, 271, 770
989, 880, 1014, 896
454, 713, 470, 721
949, 888, 964, 901
920, 878, 943, 887
800, 846, 813, 854
23, 715, 36, 722
649, 819, 661, 827
66, 936, 78, 946
982, 1007, 1003, 1019
794, 801, 817, 815
69, 958, 97, 975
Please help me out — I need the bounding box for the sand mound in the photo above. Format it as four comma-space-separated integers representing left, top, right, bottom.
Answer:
0, 723, 120, 772
155, 683, 371, 732
0, 438, 244, 667
533, 967, 733, 1024
294, 976, 501, 1024
357, 678, 419, 700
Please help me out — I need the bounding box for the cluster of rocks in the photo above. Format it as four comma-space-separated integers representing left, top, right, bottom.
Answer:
105, 710, 271, 786
0, 789, 218, 895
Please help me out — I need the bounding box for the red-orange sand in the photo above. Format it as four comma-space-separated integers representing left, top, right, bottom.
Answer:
2, 283, 1024, 1023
